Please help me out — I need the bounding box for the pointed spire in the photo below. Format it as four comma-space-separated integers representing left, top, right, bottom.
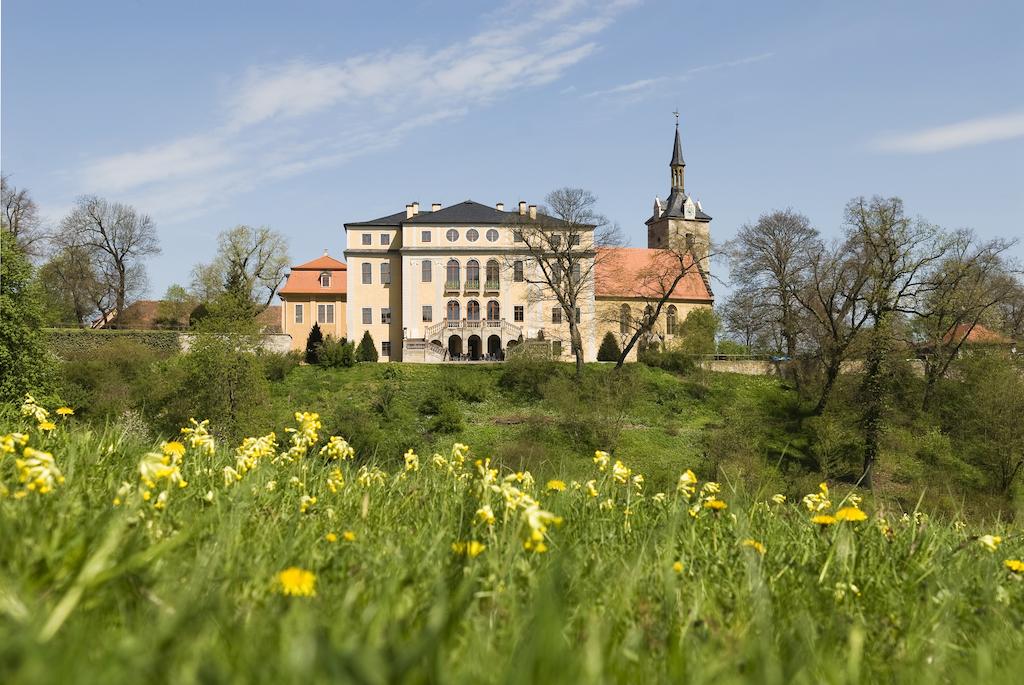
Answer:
670, 113, 685, 191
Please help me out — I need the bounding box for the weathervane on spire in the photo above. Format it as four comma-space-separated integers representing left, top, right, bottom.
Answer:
673, 109, 679, 126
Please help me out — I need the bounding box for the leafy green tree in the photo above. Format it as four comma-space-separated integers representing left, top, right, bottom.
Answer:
305, 323, 324, 364
597, 331, 621, 361
0, 231, 55, 403
356, 331, 378, 362
156, 284, 195, 328
675, 307, 719, 355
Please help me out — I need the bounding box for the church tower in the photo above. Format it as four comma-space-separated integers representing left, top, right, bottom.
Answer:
646, 116, 711, 270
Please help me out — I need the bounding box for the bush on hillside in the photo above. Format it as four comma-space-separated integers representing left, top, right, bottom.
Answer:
318, 336, 356, 368
431, 400, 465, 434
498, 354, 562, 400
58, 339, 169, 420
356, 331, 378, 362
638, 349, 697, 375
675, 307, 719, 356
305, 323, 324, 364
261, 350, 302, 381
542, 367, 637, 450
0, 231, 56, 403
597, 332, 621, 362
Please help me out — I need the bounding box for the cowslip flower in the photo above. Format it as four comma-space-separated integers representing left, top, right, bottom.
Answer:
277, 567, 316, 597
180, 419, 216, 456
1, 433, 29, 454
1004, 559, 1024, 574
803, 482, 831, 512
299, 495, 317, 514
612, 460, 631, 484
327, 468, 344, 493
403, 449, 420, 472
585, 480, 599, 498
15, 447, 65, 495
20, 395, 49, 424
476, 505, 496, 526
677, 469, 698, 499
978, 535, 1002, 552
835, 507, 868, 522
771, 494, 786, 504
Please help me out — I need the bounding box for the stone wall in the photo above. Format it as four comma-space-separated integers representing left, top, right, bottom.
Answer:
45, 328, 293, 357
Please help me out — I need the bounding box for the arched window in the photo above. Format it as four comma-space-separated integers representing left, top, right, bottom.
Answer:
644, 304, 654, 324
619, 304, 631, 336
361, 262, 372, 284
380, 262, 391, 285
447, 300, 460, 321
485, 259, 499, 287
466, 259, 480, 286
422, 260, 432, 283
467, 300, 480, 321
667, 305, 678, 334
513, 260, 524, 282
487, 300, 500, 321
446, 259, 460, 288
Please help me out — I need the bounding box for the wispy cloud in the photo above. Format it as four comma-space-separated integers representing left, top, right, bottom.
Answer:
76, 0, 635, 221
872, 111, 1024, 153
583, 52, 774, 99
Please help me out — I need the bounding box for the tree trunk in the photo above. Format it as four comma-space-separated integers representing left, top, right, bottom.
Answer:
859, 316, 892, 489
814, 358, 841, 415
569, 319, 584, 378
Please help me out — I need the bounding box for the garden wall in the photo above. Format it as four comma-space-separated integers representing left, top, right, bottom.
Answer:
44, 328, 293, 358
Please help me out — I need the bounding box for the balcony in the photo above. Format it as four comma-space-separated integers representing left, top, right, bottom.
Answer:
484, 279, 500, 293
444, 280, 460, 293
464, 279, 480, 293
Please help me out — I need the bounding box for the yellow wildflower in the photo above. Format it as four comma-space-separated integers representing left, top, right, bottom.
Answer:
546, 479, 566, 492
612, 459, 631, 484
327, 468, 344, 493
15, 447, 65, 495
20, 394, 49, 423
812, 514, 837, 526
835, 507, 868, 522
56, 407, 75, 417
325, 532, 338, 543
161, 441, 186, 458
404, 449, 420, 472
38, 420, 57, 432
593, 450, 611, 471
672, 561, 684, 574
585, 480, 599, 498
180, 418, 216, 456
704, 498, 727, 511
277, 567, 316, 597
1004, 559, 1024, 574
476, 504, 496, 526
676, 469, 698, 499
320, 435, 355, 461
652, 492, 667, 504
452, 540, 486, 558
771, 494, 786, 504
1, 433, 29, 454
342, 530, 357, 542
741, 539, 766, 555
299, 495, 317, 514
802, 482, 832, 512
978, 535, 1002, 552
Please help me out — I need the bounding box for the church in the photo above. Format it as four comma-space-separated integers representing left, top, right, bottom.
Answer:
278, 122, 714, 362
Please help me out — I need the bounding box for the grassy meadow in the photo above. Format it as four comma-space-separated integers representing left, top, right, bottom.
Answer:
2, 388, 1024, 684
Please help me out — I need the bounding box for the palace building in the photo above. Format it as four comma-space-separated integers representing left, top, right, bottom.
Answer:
278, 122, 713, 361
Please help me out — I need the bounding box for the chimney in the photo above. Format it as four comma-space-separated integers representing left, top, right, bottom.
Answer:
412, 201, 420, 215
405, 204, 414, 219
518, 201, 527, 216
496, 202, 504, 211
528, 204, 537, 220
431, 202, 441, 212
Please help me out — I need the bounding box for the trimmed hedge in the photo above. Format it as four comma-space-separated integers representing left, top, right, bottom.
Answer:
44, 328, 182, 358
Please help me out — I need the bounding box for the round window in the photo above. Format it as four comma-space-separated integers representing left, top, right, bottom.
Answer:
486, 228, 499, 242
446, 229, 459, 242
466, 228, 479, 242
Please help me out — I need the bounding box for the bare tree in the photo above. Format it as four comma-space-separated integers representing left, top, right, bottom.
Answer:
721, 286, 775, 351
727, 210, 818, 384
793, 239, 872, 415
1, 175, 46, 256
506, 188, 621, 377
845, 196, 951, 486
603, 238, 712, 368
191, 225, 290, 311
37, 244, 104, 326
58, 196, 161, 318
913, 231, 1017, 410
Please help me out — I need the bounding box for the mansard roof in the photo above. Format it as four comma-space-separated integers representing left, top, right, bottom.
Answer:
647, 189, 712, 224
346, 200, 577, 228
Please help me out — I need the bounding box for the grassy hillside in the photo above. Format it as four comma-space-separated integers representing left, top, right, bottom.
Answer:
2, 399, 1022, 683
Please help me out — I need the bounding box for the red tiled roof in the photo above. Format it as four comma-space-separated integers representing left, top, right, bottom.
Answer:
279, 253, 347, 295
292, 254, 347, 271
595, 247, 712, 301
943, 323, 1011, 345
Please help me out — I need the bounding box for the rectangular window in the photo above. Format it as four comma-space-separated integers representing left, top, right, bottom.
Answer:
381, 308, 391, 324
381, 262, 391, 285
423, 305, 433, 322
552, 340, 562, 357
421, 230, 431, 243
362, 262, 372, 284
514, 260, 524, 282
549, 234, 562, 248
318, 304, 334, 324
569, 234, 581, 246
514, 305, 524, 322
381, 233, 391, 245
513, 229, 524, 243
382, 341, 391, 356
361, 233, 372, 246
571, 262, 581, 282
362, 307, 372, 325
552, 307, 562, 324
319, 273, 331, 287
294, 304, 303, 324
422, 260, 432, 282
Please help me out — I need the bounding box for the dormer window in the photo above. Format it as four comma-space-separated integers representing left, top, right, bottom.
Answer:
319, 272, 331, 288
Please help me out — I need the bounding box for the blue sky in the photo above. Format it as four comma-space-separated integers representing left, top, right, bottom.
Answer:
3, 0, 1023, 298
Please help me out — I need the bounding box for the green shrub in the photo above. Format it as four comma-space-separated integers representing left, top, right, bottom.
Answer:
356, 331, 378, 362
58, 339, 168, 420
261, 350, 302, 381
44, 329, 181, 358
499, 355, 561, 399
305, 323, 324, 364
639, 349, 696, 375
542, 368, 636, 450
597, 332, 621, 362
1, 232, 56, 403
804, 414, 862, 480
676, 307, 719, 355
431, 399, 465, 434
318, 336, 356, 368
